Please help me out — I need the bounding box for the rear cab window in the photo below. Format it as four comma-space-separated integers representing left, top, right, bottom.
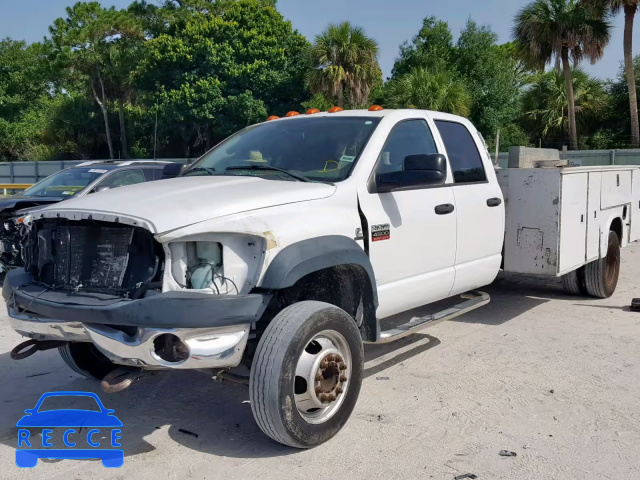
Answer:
434, 120, 487, 184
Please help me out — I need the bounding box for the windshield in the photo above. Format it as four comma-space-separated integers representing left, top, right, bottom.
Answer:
22, 168, 107, 197
184, 117, 381, 182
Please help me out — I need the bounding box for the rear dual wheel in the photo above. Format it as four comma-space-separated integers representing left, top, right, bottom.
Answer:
250, 301, 363, 448
562, 231, 620, 299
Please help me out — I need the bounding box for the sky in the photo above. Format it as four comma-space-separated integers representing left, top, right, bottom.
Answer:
1, 0, 638, 81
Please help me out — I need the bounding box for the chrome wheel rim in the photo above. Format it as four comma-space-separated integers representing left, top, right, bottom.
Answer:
294, 330, 351, 425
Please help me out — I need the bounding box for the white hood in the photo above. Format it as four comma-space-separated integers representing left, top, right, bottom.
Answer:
39, 176, 336, 233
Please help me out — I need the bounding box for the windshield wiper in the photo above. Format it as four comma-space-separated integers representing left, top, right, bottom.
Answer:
225, 165, 312, 183
184, 166, 216, 176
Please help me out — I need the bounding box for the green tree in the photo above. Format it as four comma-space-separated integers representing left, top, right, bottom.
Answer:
137, 0, 308, 156
601, 55, 640, 146
308, 22, 380, 108
583, 0, 639, 147
391, 16, 454, 78
457, 21, 526, 143
513, 0, 611, 150
48, 2, 145, 159
522, 69, 608, 145
385, 68, 471, 116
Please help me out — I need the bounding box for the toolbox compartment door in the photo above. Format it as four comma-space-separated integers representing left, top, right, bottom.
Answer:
601, 170, 632, 209
559, 173, 588, 273
631, 169, 640, 243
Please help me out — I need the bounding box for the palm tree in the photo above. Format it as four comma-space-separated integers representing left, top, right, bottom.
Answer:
522, 69, 607, 140
385, 68, 472, 116
513, 0, 611, 149
308, 22, 380, 108
583, 0, 639, 147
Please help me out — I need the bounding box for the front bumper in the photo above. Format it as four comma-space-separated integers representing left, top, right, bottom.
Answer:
4, 269, 271, 370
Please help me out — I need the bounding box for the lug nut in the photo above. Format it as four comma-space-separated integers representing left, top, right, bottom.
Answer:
315, 386, 322, 395
328, 394, 336, 402
339, 375, 347, 382
336, 386, 343, 394
315, 373, 323, 381
339, 364, 347, 370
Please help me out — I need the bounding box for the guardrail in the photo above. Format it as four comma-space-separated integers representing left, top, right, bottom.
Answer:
0, 184, 33, 195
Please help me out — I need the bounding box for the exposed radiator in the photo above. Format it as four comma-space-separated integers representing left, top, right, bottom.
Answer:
25, 219, 162, 295
53, 225, 134, 289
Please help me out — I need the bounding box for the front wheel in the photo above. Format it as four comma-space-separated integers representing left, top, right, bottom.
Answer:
250, 301, 364, 448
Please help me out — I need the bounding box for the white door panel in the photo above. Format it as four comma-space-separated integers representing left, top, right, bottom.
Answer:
450, 182, 504, 294
586, 172, 602, 261
631, 170, 640, 243
359, 188, 457, 319
357, 116, 457, 320
601, 170, 632, 209
432, 118, 504, 294
559, 173, 588, 273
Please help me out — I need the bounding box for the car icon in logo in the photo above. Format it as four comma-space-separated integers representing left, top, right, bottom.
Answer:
16, 391, 123, 468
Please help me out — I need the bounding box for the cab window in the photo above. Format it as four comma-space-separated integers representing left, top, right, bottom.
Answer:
434, 120, 487, 184
375, 120, 438, 175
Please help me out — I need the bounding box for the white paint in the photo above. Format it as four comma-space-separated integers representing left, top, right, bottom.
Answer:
37, 176, 336, 233
558, 173, 588, 272
631, 170, 640, 243
500, 166, 638, 277
586, 172, 602, 261
601, 170, 632, 210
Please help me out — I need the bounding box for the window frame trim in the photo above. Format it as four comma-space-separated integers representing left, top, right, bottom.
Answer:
366, 118, 451, 194
433, 119, 489, 186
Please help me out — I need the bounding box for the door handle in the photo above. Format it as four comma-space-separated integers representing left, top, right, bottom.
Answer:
435, 204, 455, 215
487, 197, 502, 207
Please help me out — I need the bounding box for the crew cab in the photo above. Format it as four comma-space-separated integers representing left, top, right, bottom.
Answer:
4, 108, 638, 449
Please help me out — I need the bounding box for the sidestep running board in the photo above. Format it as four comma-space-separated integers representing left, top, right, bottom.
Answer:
377, 291, 490, 344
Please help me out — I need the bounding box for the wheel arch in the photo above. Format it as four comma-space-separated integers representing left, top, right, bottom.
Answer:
259, 236, 379, 341
609, 216, 623, 243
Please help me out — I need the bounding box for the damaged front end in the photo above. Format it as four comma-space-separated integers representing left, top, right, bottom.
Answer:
4, 216, 270, 375
22, 218, 163, 298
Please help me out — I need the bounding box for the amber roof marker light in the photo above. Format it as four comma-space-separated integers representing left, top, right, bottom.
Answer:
328, 107, 343, 113
266, 115, 280, 121
285, 111, 301, 117
306, 108, 321, 115
368, 105, 384, 111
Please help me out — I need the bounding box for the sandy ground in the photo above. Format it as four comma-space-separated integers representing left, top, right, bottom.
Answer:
0, 246, 639, 480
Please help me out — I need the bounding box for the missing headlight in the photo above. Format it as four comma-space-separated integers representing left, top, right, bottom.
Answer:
187, 242, 222, 290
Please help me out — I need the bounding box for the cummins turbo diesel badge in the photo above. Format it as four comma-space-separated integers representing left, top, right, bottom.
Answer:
371, 223, 390, 242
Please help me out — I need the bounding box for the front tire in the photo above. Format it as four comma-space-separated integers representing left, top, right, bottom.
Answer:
584, 230, 621, 298
59, 342, 116, 380
250, 301, 364, 448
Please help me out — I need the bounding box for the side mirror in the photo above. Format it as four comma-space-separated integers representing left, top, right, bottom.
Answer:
162, 162, 184, 179
95, 186, 111, 193
376, 153, 447, 193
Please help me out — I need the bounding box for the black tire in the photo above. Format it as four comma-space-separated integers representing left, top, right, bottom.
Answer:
59, 342, 116, 380
250, 301, 364, 448
584, 230, 621, 299
561, 267, 586, 295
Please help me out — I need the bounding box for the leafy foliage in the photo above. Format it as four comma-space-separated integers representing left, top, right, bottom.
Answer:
308, 22, 381, 108
385, 68, 471, 116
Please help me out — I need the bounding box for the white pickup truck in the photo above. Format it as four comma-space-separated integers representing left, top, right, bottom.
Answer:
4, 108, 639, 448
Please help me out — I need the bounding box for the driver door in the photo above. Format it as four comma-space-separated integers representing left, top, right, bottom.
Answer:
357, 118, 457, 319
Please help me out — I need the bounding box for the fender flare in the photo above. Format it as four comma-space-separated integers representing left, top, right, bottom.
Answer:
260, 235, 378, 306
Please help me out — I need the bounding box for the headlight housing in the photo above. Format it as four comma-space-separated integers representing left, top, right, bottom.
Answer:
164, 234, 265, 295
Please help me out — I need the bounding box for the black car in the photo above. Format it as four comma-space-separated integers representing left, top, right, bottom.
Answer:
0, 161, 181, 270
